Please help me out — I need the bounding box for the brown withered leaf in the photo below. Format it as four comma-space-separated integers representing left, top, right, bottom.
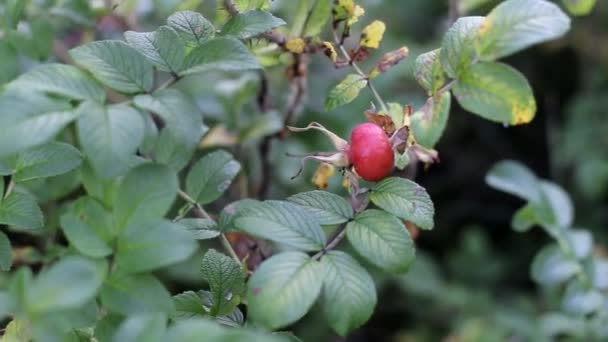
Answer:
369, 47, 409, 78
365, 109, 396, 134
225, 232, 271, 271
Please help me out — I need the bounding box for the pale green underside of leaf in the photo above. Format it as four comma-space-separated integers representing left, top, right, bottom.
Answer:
287, 191, 353, 225
221, 10, 286, 39
346, 209, 415, 272
370, 177, 434, 230
321, 251, 376, 336
247, 252, 324, 330
180, 37, 261, 76
233, 200, 326, 251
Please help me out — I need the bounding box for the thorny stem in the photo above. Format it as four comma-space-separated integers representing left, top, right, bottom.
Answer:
332, 29, 389, 112
177, 190, 241, 264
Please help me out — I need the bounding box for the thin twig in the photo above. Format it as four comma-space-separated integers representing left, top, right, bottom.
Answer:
312, 224, 348, 260
177, 190, 241, 264
332, 30, 388, 112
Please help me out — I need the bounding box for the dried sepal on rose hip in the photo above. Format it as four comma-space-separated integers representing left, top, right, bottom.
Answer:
287, 121, 396, 182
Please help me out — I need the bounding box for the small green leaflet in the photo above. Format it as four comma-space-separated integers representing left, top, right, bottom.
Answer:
531, 244, 579, 286
69, 40, 154, 94
414, 49, 445, 96
287, 191, 353, 225
370, 177, 434, 230
303, 0, 332, 36
440, 16, 484, 78
346, 209, 415, 272
247, 252, 324, 329
221, 10, 286, 39
452, 62, 536, 126
167, 11, 215, 46
0, 189, 44, 231
180, 38, 261, 76
60, 197, 113, 258
201, 249, 246, 316
475, 0, 570, 60
173, 291, 206, 320
177, 218, 220, 240
100, 273, 174, 315
233, 200, 326, 251
325, 74, 367, 111
11, 142, 82, 182
321, 251, 376, 336
113, 313, 167, 342
124, 26, 186, 73
186, 150, 241, 205
411, 92, 451, 148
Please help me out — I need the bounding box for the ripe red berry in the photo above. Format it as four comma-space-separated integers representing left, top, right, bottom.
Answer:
348, 123, 395, 181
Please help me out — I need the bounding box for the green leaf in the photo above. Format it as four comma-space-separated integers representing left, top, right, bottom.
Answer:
247, 252, 324, 329
233, 200, 326, 251
133, 89, 207, 171
540, 312, 586, 339
537, 181, 574, 229
531, 244, 578, 285
217, 199, 259, 232
511, 204, 537, 232
565, 229, 592, 260
27, 257, 106, 313
113, 313, 167, 342
475, 0, 570, 60
303, 0, 331, 36
411, 92, 451, 148
562, 281, 603, 315
486, 160, 541, 202
346, 209, 415, 272
222, 10, 285, 39
217, 307, 245, 328
4, 0, 25, 29
370, 177, 434, 230
9, 64, 105, 102
180, 37, 261, 76
60, 197, 113, 258
124, 26, 186, 73
69, 40, 154, 94
0, 89, 77, 158
453, 62, 536, 125
439, 17, 484, 78
287, 191, 353, 225
321, 251, 376, 336
177, 218, 220, 240
0, 231, 12, 271
165, 318, 289, 342
0, 189, 43, 231
116, 219, 197, 274
173, 291, 206, 320
414, 49, 445, 96
0, 41, 18, 85
113, 163, 178, 231
167, 11, 215, 46
563, 0, 597, 16
186, 151, 241, 205
77, 102, 145, 178
11, 142, 82, 182
201, 249, 246, 317
100, 274, 174, 315
325, 74, 367, 111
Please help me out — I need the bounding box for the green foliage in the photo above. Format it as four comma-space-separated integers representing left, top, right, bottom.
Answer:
325, 74, 367, 111
0, 0, 590, 340
346, 209, 415, 272
201, 249, 246, 316
247, 252, 324, 329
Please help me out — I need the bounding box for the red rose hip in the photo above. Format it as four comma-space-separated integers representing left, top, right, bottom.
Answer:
348, 123, 394, 181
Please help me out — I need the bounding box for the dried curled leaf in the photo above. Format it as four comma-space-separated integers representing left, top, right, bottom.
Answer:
365, 109, 396, 135
369, 47, 409, 78
360, 21, 386, 49
322, 41, 338, 62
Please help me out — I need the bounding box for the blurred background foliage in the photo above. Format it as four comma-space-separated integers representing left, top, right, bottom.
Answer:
1, 0, 607, 340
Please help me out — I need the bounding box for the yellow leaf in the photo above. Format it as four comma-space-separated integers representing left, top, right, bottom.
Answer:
322, 41, 338, 62
312, 163, 336, 189
333, 0, 365, 24
360, 20, 386, 49
285, 38, 306, 54
347, 5, 365, 25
